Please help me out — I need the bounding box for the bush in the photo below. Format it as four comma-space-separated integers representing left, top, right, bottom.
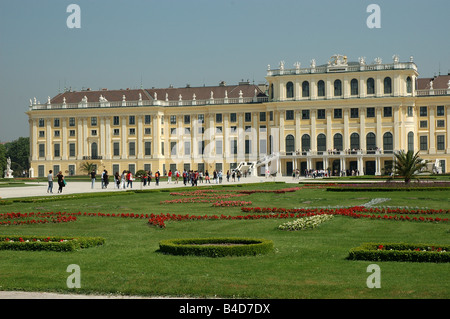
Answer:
0, 235, 105, 252
159, 237, 274, 257
278, 214, 334, 231
347, 242, 450, 263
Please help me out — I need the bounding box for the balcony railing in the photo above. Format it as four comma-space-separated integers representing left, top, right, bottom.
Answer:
29, 96, 269, 111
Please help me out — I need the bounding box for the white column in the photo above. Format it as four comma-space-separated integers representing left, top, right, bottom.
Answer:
105, 117, 111, 159
31, 119, 38, 161
311, 110, 316, 152
343, 109, 349, 150
360, 108, 366, 151
376, 107, 382, 149
429, 106, 436, 153
326, 109, 332, 150
100, 117, 106, 158
393, 105, 400, 151
238, 113, 244, 161
46, 118, 52, 159
83, 118, 88, 157
121, 116, 127, 158
77, 117, 84, 160
251, 112, 258, 161
137, 115, 143, 159
447, 106, 450, 153
62, 118, 68, 160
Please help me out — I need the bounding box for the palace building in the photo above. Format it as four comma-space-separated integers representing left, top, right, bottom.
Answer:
26, 54, 450, 178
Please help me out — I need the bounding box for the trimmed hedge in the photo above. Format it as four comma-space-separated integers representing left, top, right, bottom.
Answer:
159, 237, 274, 258
0, 235, 105, 252
326, 187, 450, 192
347, 242, 450, 263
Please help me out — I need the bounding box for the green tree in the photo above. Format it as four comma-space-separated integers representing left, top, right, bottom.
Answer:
4, 137, 30, 176
392, 150, 428, 184
0, 143, 6, 177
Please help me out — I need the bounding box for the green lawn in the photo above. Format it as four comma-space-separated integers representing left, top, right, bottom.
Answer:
0, 182, 448, 298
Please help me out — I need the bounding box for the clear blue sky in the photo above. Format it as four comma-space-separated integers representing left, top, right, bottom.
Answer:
1, 0, 449, 142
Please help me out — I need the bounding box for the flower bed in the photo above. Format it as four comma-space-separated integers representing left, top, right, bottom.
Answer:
0, 212, 78, 226
159, 237, 274, 257
347, 242, 450, 263
278, 214, 334, 231
0, 235, 105, 252
212, 201, 252, 207
325, 182, 450, 192
241, 206, 449, 223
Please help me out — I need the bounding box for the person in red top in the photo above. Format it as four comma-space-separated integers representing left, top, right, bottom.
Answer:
168, 170, 172, 183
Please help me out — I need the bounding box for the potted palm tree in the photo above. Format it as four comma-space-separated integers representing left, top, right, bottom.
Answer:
391, 150, 428, 184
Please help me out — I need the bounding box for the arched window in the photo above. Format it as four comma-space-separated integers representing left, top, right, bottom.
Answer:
91, 142, 98, 158
334, 79, 342, 96
383, 132, 393, 153
406, 77, 412, 94
384, 77, 392, 94
317, 80, 325, 97
367, 78, 375, 95
407, 131, 414, 151
302, 81, 310, 97
317, 133, 326, 153
286, 82, 294, 98
351, 79, 359, 96
333, 133, 343, 151
270, 84, 274, 100
350, 133, 360, 150
301, 134, 311, 152
366, 132, 376, 152
285, 135, 295, 154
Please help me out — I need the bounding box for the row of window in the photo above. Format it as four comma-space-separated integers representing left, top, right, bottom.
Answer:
286, 132, 446, 152
38, 131, 446, 159
278, 76, 413, 99
37, 104, 447, 130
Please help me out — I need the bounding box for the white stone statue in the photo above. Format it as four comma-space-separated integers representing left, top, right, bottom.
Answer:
4, 157, 13, 178
179, 94, 182, 101
63, 97, 66, 104
210, 91, 214, 99
29, 99, 33, 106
139, 93, 142, 101
225, 90, 228, 98
193, 93, 196, 100
279, 61, 285, 70
374, 57, 382, 64
154, 92, 157, 100
429, 80, 433, 90
82, 96, 88, 103
267, 64, 271, 71
359, 57, 366, 65
310, 59, 316, 68
122, 95, 126, 101
165, 93, 169, 101
47, 96, 51, 104
392, 54, 399, 63
294, 61, 301, 69
239, 90, 243, 98
447, 80, 450, 89
34, 97, 37, 105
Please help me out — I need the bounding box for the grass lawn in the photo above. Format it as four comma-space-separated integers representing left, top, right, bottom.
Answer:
0, 182, 448, 299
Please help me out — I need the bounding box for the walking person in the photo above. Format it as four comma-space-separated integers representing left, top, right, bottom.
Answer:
148, 171, 152, 186
90, 170, 96, 189
121, 170, 127, 189
205, 170, 210, 183
155, 170, 160, 186
114, 172, 121, 189
175, 170, 179, 184
103, 170, 109, 189
168, 170, 172, 184
126, 171, 133, 188
56, 171, 64, 193
47, 170, 53, 193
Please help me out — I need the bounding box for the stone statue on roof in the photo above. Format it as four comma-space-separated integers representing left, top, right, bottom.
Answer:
429, 80, 433, 90
82, 96, 88, 103
139, 93, 142, 101
310, 59, 316, 68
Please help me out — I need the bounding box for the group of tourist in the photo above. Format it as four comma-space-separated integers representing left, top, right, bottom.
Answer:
47, 169, 66, 194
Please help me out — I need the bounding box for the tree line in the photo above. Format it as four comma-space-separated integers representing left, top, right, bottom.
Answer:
0, 137, 30, 178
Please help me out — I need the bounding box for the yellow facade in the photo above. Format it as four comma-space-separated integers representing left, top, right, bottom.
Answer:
26, 55, 450, 177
